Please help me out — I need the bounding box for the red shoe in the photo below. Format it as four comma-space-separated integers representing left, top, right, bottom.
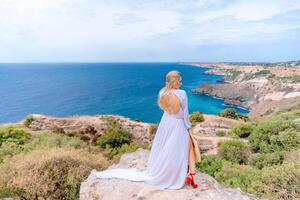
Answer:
186, 172, 198, 188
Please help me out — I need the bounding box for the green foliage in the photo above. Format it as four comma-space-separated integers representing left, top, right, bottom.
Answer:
248, 118, 297, 153
218, 140, 250, 164
190, 112, 204, 125
259, 161, 300, 199
196, 155, 223, 177
230, 122, 254, 138
0, 148, 109, 200
0, 142, 23, 163
149, 124, 158, 136
219, 108, 237, 119
25, 133, 91, 151
215, 162, 262, 195
290, 75, 300, 83
24, 116, 34, 127
216, 130, 226, 137
96, 119, 131, 149
0, 125, 31, 146
134, 118, 141, 122
248, 151, 285, 169
102, 142, 150, 160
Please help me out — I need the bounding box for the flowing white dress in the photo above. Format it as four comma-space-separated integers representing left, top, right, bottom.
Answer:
93, 89, 192, 190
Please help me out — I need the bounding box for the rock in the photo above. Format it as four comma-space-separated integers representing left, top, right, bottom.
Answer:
249, 97, 300, 119
192, 83, 255, 109
19, 114, 154, 144
80, 148, 259, 200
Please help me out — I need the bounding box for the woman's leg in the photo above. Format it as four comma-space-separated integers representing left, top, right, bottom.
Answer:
188, 136, 196, 173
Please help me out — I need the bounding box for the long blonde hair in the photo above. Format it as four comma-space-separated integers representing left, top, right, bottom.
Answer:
157, 70, 182, 110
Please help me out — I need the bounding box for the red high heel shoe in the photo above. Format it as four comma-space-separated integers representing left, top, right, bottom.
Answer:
185, 172, 198, 188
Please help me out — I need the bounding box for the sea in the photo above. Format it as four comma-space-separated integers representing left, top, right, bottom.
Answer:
0, 63, 249, 124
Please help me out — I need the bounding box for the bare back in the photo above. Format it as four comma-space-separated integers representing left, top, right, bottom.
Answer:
159, 90, 181, 115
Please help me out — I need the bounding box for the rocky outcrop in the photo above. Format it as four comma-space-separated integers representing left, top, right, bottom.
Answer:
80, 148, 259, 200
189, 62, 300, 119
192, 83, 256, 109
248, 96, 300, 119
21, 114, 154, 144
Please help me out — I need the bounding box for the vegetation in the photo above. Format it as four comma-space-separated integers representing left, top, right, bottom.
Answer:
218, 140, 250, 164
96, 118, 131, 148
0, 125, 31, 146
0, 118, 150, 199
196, 108, 300, 199
216, 130, 226, 137
230, 122, 255, 138
190, 111, 204, 125
219, 108, 237, 119
24, 116, 34, 127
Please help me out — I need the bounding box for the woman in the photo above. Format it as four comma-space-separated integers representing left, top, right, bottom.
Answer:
93, 70, 198, 189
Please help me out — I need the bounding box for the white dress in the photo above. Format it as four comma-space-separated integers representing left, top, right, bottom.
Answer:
93, 89, 192, 190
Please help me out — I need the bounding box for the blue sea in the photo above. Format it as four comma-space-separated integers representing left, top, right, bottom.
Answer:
0, 63, 249, 124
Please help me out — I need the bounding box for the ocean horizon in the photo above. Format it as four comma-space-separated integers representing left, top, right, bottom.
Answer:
0, 63, 249, 124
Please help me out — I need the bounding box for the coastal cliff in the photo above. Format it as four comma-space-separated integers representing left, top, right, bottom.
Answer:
189, 61, 300, 118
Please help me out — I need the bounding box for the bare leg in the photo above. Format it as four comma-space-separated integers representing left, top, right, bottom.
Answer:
188, 136, 196, 173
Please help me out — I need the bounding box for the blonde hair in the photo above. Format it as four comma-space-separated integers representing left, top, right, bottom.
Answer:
157, 70, 182, 110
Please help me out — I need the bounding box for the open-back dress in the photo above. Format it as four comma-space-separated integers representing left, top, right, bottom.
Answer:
93, 89, 192, 190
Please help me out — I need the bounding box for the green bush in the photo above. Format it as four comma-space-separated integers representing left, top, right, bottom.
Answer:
248, 119, 297, 153
248, 151, 285, 169
96, 119, 131, 149
102, 142, 150, 160
0, 126, 31, 146
230, 122, 254, 138
216, 130, 226, 137
218, 140, 250, 164
0, 142, 23, 163
219, 108, 237, 119
196, 155, 223, 177
259, 161, 300, 199
215, 162, 262, 195
24, 133, 95, 152
0, 148, 109, 200
190, 112, 204, 125
24, 116, 34, 127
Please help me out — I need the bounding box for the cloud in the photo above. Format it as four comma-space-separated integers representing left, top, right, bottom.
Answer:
0, 0, 299, 62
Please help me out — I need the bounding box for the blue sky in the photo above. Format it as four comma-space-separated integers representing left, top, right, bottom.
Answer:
0, 0, 300, 62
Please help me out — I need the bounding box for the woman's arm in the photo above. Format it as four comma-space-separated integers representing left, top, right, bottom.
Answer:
182, 90, 192, 130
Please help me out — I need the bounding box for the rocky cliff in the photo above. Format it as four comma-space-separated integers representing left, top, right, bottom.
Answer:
189, 62, 300, 119
80, 148, 259, 200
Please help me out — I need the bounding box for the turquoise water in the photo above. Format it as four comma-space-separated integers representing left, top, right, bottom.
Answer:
0, 63, 249, 124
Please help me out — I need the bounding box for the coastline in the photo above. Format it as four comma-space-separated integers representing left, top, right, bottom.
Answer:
184, 61, 300, 119
185, 63, 252, 113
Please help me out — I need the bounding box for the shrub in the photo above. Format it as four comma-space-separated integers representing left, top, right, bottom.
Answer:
215, 162, 262, 195
196, 155, 223, 177
24, 133, 91, 152
230, 122, 254, 138
134, 118, 141, 122
0, 148, 109, 199
216, 130, 226, 137
24, 116, 34, 127
96, 119, 131, 149
0, 142, 23, 163
218, 140, 250, 164
190, 112, 204, 125
149, 124, 158, 136
219, 108, 237, 119
102, 142, 150, 160
0, 126, 31, 146
248, 151, 285, 169
259, 161, 300, 199
248, 119, 297, 153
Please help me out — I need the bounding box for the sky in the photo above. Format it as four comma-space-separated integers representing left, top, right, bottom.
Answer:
0, 0, 300, 62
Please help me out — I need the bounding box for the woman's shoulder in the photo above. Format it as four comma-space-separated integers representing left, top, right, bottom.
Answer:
173, 89, 187, 97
